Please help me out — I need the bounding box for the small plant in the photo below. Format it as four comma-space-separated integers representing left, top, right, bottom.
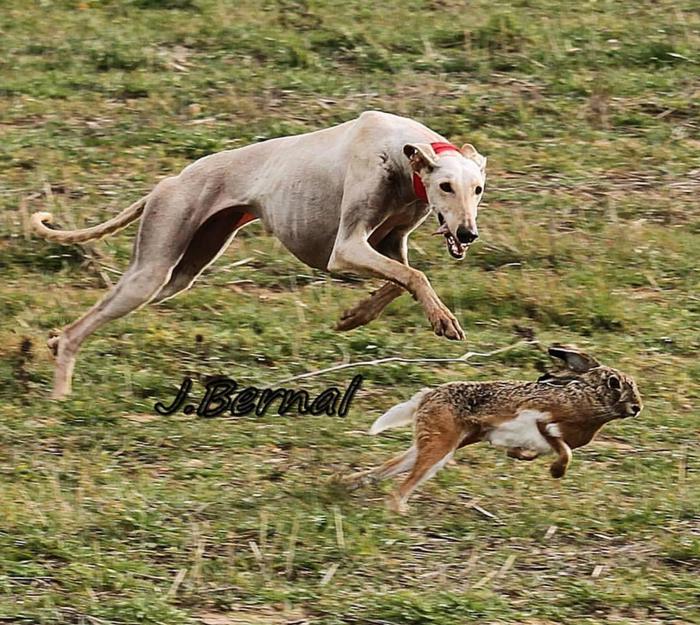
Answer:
130, 0, 198, 9
88, 45, 151, 72
472, 13, 528, 54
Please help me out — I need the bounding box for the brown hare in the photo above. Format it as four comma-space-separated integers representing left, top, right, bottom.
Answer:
346, 345, 642, 513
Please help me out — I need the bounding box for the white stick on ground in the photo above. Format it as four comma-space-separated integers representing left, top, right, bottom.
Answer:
274, 340, 533, 384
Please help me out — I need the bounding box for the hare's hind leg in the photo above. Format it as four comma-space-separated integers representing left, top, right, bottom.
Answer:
389, 419, 478, 514
343, 445, 417, 490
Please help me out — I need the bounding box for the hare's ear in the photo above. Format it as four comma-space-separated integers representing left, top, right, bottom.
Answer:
548, 345, 601, 373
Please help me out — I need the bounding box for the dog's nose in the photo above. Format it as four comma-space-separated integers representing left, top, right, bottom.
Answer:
456, 225, 478, 244
630, 404, 641, 416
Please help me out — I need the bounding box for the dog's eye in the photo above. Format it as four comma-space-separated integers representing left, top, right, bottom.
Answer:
607, 376, 621, 390
439, 182, 454, 193
475, 186, 483, 195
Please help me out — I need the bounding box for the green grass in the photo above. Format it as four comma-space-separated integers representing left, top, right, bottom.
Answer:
1, 0, 698, 623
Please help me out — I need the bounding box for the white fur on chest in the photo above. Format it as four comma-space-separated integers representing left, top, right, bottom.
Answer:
485, 409, 558, 454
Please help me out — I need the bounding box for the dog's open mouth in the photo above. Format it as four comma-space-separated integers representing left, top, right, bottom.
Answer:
434, 212, 467, 260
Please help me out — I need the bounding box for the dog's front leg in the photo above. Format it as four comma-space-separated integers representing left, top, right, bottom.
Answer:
329, 238, 464, 340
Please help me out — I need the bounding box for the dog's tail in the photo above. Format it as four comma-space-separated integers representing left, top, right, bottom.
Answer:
369, 388, 431, 435
31, 194, 149, 244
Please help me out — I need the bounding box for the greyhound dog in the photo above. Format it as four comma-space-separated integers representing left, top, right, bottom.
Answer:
31, 111, 487, 398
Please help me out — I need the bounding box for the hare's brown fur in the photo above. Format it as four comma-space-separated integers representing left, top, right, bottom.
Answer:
346, 345, 643, 513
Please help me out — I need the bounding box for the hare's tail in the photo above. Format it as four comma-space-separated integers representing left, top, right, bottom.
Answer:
369, 388, 431, 435
31, 194, 149, 244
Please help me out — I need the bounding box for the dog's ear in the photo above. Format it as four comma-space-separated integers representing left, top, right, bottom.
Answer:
403, 143, 437, 171
460, 143, 487, 173
548, 344, 601, 373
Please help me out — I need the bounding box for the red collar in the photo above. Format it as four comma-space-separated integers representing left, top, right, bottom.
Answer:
412, 142, 461, 202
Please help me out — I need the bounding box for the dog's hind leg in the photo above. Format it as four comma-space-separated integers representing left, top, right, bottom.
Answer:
152, 207, 257, 303
50, 264, 176, 399
49, 183, 200, 399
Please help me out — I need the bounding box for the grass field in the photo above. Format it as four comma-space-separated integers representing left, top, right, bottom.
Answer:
1, 0, 699, 623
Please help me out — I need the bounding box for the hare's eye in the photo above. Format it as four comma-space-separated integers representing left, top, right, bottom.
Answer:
439, 182, 454, 193
607, 376, 621, 390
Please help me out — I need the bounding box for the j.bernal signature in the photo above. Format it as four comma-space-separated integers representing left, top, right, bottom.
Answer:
154, 374, 363, 418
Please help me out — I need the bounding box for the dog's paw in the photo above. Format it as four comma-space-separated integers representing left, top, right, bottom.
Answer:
46, 330, 61, 359
428, 306, 465, 341
335, 307, 372, 331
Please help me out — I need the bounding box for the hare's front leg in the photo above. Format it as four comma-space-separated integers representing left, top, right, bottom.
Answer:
548, 444, 572, 478
536, 422, 573, 478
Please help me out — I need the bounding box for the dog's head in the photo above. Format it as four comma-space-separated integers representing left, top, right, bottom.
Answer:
404, 142, 487, 259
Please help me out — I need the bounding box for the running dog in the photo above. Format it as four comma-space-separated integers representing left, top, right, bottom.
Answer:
31, 111, 487, 398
